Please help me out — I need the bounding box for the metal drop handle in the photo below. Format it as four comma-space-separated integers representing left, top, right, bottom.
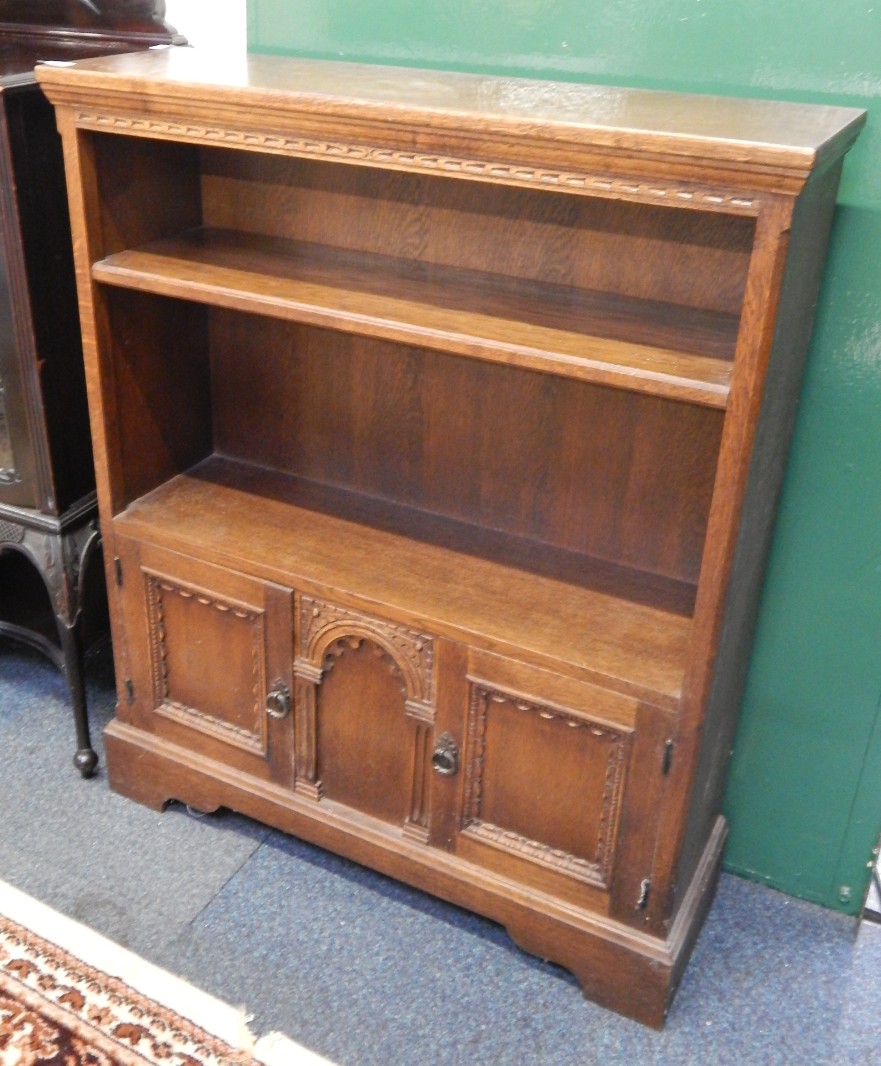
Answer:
431, 733, 459, 777
265, 679, 291, 720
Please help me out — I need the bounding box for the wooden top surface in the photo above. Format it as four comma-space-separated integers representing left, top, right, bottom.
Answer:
36, 47, 865, 177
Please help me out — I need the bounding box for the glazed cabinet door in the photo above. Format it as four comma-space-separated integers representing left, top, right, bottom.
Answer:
114, 536, 295, 787
0, 118, 38, 510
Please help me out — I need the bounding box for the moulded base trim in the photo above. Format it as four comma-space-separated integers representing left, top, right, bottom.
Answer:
104, 718, 726, 1028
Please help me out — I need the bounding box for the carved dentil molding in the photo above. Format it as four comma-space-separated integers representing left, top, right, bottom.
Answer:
72, 110, 758, 213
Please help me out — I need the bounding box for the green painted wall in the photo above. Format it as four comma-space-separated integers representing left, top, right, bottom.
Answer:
247, 1, 881, 914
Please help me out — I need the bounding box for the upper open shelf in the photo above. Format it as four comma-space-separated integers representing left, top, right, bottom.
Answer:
93, 228, 737, 407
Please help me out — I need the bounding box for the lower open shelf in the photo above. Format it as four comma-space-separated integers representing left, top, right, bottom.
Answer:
114, 455, 693, 708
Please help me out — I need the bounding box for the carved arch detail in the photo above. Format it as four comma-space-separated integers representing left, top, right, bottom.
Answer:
293, 595, 436, 838
297, 596, 434, 715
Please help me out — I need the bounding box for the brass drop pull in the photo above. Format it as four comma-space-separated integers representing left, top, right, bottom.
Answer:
431, 732, 459, 776
265, 679, 291, 720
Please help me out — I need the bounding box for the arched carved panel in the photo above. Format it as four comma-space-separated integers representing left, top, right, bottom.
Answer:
298, 596, 434, 710
294, 595, 436, 838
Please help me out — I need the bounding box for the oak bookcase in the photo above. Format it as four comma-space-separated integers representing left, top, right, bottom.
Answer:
37, 49, 864, 1025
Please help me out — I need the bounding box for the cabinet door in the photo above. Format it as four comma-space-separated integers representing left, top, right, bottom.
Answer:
115, 536, 295, 787
293, 594, 437, 843
449, 651, 670, 918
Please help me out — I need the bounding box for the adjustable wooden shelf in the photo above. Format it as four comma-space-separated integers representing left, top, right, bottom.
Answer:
37, 48, 864, 1024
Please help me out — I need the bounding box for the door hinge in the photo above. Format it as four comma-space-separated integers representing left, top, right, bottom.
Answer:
662, 738, 673, 775
114, 556, 123, 586
636, 877, 651, 910
124, 678, 134, 704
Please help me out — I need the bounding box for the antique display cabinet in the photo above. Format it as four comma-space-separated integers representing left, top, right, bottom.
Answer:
37, 49, 863, 1020
0, 2, 181, 775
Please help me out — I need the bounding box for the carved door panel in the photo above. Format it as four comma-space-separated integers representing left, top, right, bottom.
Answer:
115, 536, 295, 786
450, 650, 667, 917
293, 594, 437, 843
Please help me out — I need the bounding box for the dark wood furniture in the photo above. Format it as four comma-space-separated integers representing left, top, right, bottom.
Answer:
0, 2, 181, 775
37, 49, 864, 1022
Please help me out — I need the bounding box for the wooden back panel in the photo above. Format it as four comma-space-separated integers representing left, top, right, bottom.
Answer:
211, 312, 723, 584
92, 133, 203, 255
202, 151, 754, 318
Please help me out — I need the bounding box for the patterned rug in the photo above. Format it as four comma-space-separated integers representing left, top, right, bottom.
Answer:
0, 880, 325, 1066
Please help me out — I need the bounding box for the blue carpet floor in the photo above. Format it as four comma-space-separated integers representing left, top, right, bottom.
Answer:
1, 637, 879, 1065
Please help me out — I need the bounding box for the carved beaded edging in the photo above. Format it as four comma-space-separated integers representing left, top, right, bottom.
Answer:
462, 684, 629, 888
145, 574, 266, 754
595, 720, 630, 875
73, 111, 757, 213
